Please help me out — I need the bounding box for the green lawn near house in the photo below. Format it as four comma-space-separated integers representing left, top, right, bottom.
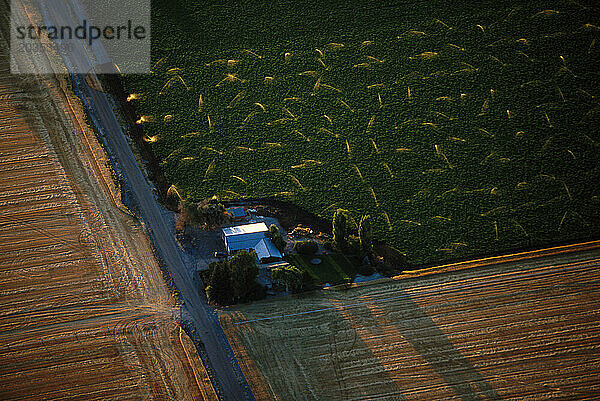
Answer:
288, 254, 358, 285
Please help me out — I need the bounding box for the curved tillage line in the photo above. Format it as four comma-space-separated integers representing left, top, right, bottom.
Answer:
222, 246, 600, 399
0, 61, 213, 398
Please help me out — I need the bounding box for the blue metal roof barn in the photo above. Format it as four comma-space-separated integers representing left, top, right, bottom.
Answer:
222, 222, 282, 263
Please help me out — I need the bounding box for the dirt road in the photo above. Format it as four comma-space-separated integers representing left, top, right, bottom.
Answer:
72, 72, 253, 399
37, 11, 253, 401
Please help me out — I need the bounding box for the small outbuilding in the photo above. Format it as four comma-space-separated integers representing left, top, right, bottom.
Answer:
222, 222, 282, 263
226, 206, 247, 221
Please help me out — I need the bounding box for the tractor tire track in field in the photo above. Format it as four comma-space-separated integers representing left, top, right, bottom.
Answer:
4, 0, 252, 398
0, 3, 219, 398
222, 246, 600, 400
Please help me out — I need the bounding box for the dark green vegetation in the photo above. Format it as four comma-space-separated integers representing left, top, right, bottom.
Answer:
271, 264, 313, 292
293, 240, 319, 255
125, 0, 600, 264
206, 250, 261, 305
359, 214, 374, 254
175, 196, 229, 230
267, 224, 286, 252
332, 209, 366, 255
333, 209, 352, 253
288, 254, 357, 285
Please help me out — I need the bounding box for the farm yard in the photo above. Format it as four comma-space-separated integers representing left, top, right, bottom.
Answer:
220, 244, 600, 400
0, 40, 217, 400
125, 0, 600, 265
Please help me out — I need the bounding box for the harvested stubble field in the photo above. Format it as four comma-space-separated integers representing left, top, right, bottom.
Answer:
220, 245, 600, 400
0, 16, 217, 398
125, 0, 600, 265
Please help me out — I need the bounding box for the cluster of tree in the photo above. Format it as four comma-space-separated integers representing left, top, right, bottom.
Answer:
332, 209, 373, 256
205, 250, 260, 305
372, 244, 409, 276
272, 264, 314, 293
176, 196, 230, 231
293, 240, 319, 255
268, 224, 286, 252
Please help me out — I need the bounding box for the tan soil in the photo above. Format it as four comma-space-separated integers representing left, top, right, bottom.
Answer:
221, 246, 600, 400
0, 19, 218, 400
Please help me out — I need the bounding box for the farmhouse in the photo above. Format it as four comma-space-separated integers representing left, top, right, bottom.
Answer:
222, 222, 282, 263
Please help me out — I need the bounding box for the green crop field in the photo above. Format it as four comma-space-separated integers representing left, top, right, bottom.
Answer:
124, 0, 600, 264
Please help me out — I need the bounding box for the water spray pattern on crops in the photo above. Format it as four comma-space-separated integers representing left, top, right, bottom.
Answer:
127, 1, 600, 264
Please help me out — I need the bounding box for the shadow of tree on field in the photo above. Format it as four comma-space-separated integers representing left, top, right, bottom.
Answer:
233, 292, 409, 401
325, 302, 408, 401
340, 289, 501, 401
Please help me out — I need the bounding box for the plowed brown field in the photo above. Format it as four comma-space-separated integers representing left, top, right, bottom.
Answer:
0, 53, 217, 400
221, 246, 600, 400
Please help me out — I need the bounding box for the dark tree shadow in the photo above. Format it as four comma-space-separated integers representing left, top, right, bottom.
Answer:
340, 289, 501, 401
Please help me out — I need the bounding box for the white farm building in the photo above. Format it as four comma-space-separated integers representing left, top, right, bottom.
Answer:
221, 222, 282, 263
